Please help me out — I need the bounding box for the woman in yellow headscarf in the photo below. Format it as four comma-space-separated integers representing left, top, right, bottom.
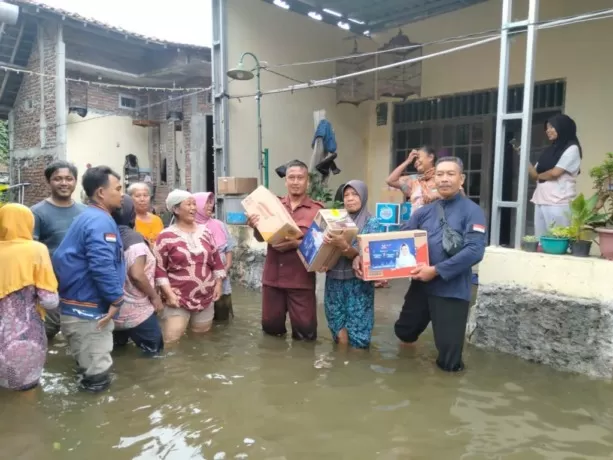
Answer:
0, 204, 59, 391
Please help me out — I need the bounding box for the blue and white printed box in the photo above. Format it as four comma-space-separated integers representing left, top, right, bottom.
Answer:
375, 203, 400, 226
400, 202, 412, 222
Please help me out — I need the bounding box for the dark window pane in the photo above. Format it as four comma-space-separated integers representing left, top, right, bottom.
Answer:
456, 124, 469, 145
407, 129, 421, 148
471, 124, 483, 143
403, 104, 411, 122
411, 103, 419, 123
460, 95, 468, 117
453, 96, 461, 117
471, 197, 480, 205
443, 125, 454, 145
469, 172, 481, 196
394, 104, 402, 123
547, 83, 555, 108
470, 147, 482, 170
395, 150, 407, 168
396, 130, 407, 149
455, 146, 469, 167
422, 127, 432, 145
555, 81, 565, 107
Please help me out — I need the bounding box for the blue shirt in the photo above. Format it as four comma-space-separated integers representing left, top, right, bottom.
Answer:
402, 193, 487, 301
52, 204, 126, 320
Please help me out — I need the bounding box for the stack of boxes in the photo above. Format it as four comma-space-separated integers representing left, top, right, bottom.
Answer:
217, 177, 258, 225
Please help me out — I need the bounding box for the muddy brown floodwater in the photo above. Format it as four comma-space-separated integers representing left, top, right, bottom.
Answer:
2, 281, 613, 459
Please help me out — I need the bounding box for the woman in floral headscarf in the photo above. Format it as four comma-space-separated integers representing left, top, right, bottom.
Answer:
193, 192, 237, 321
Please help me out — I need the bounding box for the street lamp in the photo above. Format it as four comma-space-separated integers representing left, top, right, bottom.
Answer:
227, 52, 265, 186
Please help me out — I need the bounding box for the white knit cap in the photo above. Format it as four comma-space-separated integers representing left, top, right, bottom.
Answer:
166, 189, 192, 212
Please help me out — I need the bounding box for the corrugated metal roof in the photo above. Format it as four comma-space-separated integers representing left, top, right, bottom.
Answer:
9, 0, 209, 50
262, 0, 488, 34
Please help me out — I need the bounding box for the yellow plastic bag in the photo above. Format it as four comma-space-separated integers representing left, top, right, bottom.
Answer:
36, 303, 46, 320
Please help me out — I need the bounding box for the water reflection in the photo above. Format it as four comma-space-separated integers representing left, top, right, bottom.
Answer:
1, 282, 613, 459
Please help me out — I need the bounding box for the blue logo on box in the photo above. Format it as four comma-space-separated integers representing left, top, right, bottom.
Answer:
375, 203, 400, 226
299, 221, 324, 264
400, 202, 412, 222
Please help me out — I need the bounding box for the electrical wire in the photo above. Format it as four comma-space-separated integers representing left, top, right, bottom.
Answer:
261, 67, 336, 90
4, 87, 210, 135
229, 9, 613, 99
265, 7, 613, 69
61, 87, 210, 127
0, 64, 208, 92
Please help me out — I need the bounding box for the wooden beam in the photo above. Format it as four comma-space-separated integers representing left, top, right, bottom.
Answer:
0, 20, 25, 103
133, 119, 161, 128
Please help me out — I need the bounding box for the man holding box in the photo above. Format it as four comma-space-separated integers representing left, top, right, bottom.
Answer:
356, 157, 486, 372
247, 160, 324, 340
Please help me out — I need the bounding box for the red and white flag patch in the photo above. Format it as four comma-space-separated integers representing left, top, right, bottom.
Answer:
104, 233, 118, 243
472, 224, 486, 233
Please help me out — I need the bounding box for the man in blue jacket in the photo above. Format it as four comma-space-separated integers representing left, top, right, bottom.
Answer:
395, 156, 486, 372
52, 166, 125, 392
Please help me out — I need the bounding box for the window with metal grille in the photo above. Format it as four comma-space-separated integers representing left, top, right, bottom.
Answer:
119, 95, 138, 110
393, 80, 565, 124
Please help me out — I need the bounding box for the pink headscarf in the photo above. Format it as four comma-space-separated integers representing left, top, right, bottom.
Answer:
193, 192, 227, 247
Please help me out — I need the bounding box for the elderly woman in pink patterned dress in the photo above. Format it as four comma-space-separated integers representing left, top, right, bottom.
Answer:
154, 190, 226, 344
0, 204, 59, 392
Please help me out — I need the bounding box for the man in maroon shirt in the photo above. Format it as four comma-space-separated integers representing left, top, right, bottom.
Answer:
247, 160, 324, 340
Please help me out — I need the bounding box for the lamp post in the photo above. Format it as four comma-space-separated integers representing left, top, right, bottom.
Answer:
227, 52, 265, 186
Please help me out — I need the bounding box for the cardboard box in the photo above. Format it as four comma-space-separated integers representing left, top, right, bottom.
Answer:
298, 209, 359, 272
241, 186, 302, 245
218, 177, 258, 195
380, 186, 405, 204
357, 230, 429, 281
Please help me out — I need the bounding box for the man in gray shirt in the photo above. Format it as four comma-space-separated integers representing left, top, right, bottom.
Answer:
32, 161, 86, 339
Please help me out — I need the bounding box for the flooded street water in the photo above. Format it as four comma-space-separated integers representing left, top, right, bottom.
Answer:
2, 282, 613, 459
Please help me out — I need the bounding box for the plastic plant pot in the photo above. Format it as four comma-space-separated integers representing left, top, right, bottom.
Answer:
539, 236, 569, 255
570, 240, 592, 257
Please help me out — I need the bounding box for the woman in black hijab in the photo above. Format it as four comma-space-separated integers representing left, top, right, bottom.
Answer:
528, 113, 582, 237
111, 195, 164, 355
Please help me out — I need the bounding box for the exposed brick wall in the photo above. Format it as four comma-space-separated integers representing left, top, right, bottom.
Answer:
11, 156, 54, 206
11, 20, 60, 206
11, 18, 211, 208
13, 21, 58, 153
67, 81, 146, 116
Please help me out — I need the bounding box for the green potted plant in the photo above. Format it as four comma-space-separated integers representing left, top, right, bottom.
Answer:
540, 225, 571, 255
307, 172, 343, 209
521, 235, 539, 252
589, 152, 613, 259
568, 193, 608, 257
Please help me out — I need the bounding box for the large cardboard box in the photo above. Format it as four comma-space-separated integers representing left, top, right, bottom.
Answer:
218, 177, 258, 195
298, 209, 359, 272
241, 186, 302, 245
357, 230, 429, 281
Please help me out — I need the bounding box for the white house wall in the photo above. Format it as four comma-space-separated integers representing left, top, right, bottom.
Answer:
226, 0, 374, 196
227, 0, 613, 206
66, 112, 150, 199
